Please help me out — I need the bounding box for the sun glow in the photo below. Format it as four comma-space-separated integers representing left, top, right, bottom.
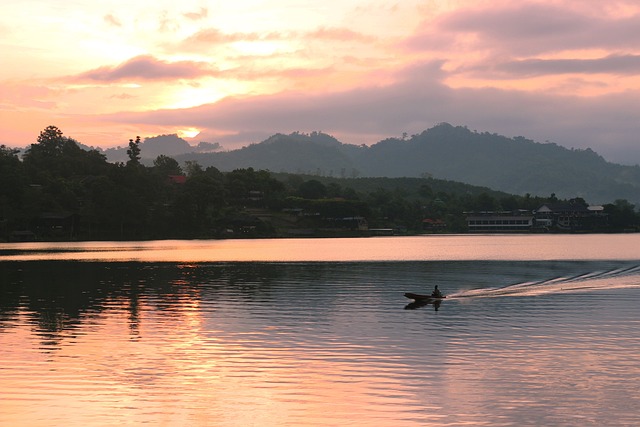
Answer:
231, 41, 286, 56
177, 128, 200, 138
165, 85, 227, 109
1, 0, 638, 162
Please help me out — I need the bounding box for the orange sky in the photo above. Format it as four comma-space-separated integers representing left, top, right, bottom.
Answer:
2, 0, 640, 163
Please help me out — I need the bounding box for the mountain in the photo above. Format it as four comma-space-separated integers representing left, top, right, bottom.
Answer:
175, 124, 640, 205
174, 132, 362, 176
103, 134, 221, 163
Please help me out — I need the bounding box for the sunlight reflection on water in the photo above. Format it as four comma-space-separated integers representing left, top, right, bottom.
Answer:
1, 236, 639, 426
1, 234, 639, 262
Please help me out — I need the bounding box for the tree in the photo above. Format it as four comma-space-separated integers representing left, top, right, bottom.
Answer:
24, 125, 69, 170
0, 145, 23, 195
326, 182, 343, 198
153, 155, 182, 175
297, 179, 327, 199
184, 160, 204, 177
0, 145, 25, 235
23, 125, 109, 181
225, 168, 284, 206
473, 192, 499, 211
180, 169, 226, 235
36, 125, 65, 155
418, 184, 433, 198
569, 197, 587, 207
126, 136, 141, 166
604, 199, 638, 229
500, 195, 519, 211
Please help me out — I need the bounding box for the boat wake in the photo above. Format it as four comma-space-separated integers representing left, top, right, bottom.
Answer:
448, 264, 640, 299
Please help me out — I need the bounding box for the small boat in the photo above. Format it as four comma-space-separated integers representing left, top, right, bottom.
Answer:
404, 292, 446, 301
404, 292, 446, 310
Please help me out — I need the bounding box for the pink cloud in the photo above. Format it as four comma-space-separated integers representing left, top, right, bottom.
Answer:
9, 1, 640, 167
488, 54, 640, 77
183, 7, 208, 21
182, 28, 279, 46
70, 55, 216, 82
305, 27, 376, 43
109, 93, 137, 100
0, 82, 59, 110
180, 26, 375, 48
98, 58, 640, 165
405, 2, 640, 55
103, 14, 122, 27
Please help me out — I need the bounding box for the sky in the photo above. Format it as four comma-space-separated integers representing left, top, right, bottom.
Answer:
1, 0, 639, 164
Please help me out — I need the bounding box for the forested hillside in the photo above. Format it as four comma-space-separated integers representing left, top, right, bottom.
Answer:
174, 124, 640, 204
6, 126, 637, 242
176, 132, 358, 177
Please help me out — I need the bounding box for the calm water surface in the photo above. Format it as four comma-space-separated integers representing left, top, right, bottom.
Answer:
1, 235, 639, 426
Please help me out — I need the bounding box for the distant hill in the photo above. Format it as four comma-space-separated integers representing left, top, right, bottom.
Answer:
174, 132, 361, 177
172, 124, 640, 205
103, 134, 221, 163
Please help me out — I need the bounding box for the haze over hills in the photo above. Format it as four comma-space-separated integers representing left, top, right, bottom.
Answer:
103, 134, 221, 163
165, 124, 639, 205
116, 123, 639, 205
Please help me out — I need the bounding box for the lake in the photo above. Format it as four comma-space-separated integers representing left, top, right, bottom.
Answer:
1, 234, 639, 426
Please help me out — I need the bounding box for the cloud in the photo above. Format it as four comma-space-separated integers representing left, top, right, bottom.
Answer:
183, 7, 208, 21
305, 27, 377, 43
478, 54, 640, 78
100, 57, 640, 164
70, 55, 216, 83
11, 0, 640, 166
109, 93, 137, 100
103, 14, 122, 27
104, 60, 444, 132
406, 2, 640, 55
0, 82, 59, 110
439, 3, 591, 50
157, 10, 181, 33
181, 28, 282, 46
180, 25, 375, 49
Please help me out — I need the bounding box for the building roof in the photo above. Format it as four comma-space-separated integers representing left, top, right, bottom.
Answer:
168, 175, 187, 184
536, 203, 590, 213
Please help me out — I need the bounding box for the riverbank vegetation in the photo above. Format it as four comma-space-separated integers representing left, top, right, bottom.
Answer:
1, 126, 638, 241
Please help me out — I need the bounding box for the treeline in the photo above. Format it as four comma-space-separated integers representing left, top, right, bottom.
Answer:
1, 126, 638, 241
172, 124, 640, 205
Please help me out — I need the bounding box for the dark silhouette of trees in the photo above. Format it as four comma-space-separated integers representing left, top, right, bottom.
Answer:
23, 125, 108, 180
472, 192, 499, 211
126, 136, 141, 167
1, 126, 638, 241
180, 167, 226, 235
153, 155, 182, 175
604, 200, 637, 230
297, 179, 327, 199
0, 145, 25, 236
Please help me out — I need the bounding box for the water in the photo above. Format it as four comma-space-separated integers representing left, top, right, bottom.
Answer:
1, 235, 639, 426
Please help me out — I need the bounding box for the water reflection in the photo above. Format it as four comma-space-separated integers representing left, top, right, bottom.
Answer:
1, 261, 366, 350
3, 260, 640, 348
2, 234, 640, 262
1, 258, 640, 426
404, 299, 442, 311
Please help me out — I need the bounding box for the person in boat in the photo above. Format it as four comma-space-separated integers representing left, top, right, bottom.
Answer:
431, 285, 443, 298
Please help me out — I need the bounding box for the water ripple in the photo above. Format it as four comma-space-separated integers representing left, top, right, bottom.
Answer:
2, 258, 640, 426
